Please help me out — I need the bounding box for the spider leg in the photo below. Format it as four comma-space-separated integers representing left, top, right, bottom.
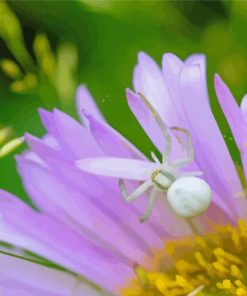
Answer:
139, 188, 157, 223
170, 126, 194, 168
119, 179, 152, 203
138, 93, 171, 163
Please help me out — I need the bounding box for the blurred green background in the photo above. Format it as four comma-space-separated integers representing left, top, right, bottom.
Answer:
0, 0, 247, 202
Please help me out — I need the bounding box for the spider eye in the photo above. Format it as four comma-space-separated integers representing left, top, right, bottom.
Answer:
167, 176, 212, 219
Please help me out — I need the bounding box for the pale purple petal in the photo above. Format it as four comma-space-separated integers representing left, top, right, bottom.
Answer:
0, 190, 134, 292
38, 108, 58, 135
185, 54, 209, 103
133, 52, 171, 121
84, 110, 145, 159
240, 94, 247, 124
162, 53, 185, 126
126, 89, 183, 161
23, 134, 166, 254
126, 89, 164, 152
39, 109, 103, 159
215, 74, 247, 149
16, 156, 162, 263
76, 85, 105, 124
0, 252, 103, 296
52, 109, 103, 159
179, 64, 243, 218
76, 157, 156, 181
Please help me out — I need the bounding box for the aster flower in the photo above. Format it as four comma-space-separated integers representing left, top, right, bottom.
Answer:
0, 52, 247, 295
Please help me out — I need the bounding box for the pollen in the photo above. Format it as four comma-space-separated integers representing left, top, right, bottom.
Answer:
121, 220, 247, 296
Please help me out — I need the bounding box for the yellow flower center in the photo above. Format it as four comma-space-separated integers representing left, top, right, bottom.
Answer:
121, 220, 247, 296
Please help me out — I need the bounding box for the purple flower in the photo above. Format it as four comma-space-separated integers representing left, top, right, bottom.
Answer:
1, 52, 247, 295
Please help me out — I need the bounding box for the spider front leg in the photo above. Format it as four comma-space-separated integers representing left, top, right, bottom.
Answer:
138, 93, 171, 163
139, 188, 158, 223
119, 179, 152, 203
170, 126, 194, 168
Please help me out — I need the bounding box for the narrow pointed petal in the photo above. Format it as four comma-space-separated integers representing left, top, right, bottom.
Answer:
0, 252, 104, 296
240, 94, 247, 124
0, 190, 134, 292
126, 89, 164, 152
133, 52, 170, 121
17, 156, 161, 263
38, 108, 58, 135
76, 85, 105, 124
52, 109, 103, 159
186, 54, 209, 104
126, 89, 184, 160
84, 110, 145, 159
17, 136, 166, 255
214, 74, 247, 149
179, 64, 244, 218
76, 157, 156, 181
161, 53, 185, 126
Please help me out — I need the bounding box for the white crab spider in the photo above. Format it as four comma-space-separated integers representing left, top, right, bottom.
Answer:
119, 93, 212, 223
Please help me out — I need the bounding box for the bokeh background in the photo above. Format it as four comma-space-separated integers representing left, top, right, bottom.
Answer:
0, 0, 247, 203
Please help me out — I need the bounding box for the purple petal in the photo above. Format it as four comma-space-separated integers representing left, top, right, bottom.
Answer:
133, 52, 171, 121
126, 89, 164, 152
0, 190, 134, 292
76, 85, 105, 124
76, 157, 156, 181
162, 53, 185, 126
126, 89, 183, 160
39, 108, 103, 159
240, 94, 247, 124
84, 109, 145, 159
17, 156, 162, 263
179, 64, 243, 218
214, 74, 247, 150
23, 135, 166, 255
38, 109, 58, 135
54, 109, 104, 159
0, 252, 103, 296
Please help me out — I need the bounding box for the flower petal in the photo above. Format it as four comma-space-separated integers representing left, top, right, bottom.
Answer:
0, 252, 104, 296
240, 94, 247, 125
0, 190, 134, 292
126, 89, 164, 152
133, 52, 170, 121
76, 85, 105, 124
23, 134, 165, 256
76, 157, 156, 181
17, 156, 160, 264
162, 53, 185, 126
84, 110, 145, 159
179, 64, 243, 218
214, 74, 247, 149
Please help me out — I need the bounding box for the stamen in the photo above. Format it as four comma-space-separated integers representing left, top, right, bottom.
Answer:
121, 220, 247, 296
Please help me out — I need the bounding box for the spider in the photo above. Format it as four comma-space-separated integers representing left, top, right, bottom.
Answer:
119, 93, 212, 223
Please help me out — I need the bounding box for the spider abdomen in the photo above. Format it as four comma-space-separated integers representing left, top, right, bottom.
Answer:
167, 176, 212, 219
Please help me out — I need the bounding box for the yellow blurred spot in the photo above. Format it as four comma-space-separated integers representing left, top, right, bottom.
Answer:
0, 137, 23, 158
0, 1, 34, 71
33, 34, 56, 77
0, 127, 12, 144
0, 59, 22, 79
10, 73, 37, 93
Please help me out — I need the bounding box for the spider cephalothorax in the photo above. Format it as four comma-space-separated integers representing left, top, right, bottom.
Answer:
119, 93, 212, 223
